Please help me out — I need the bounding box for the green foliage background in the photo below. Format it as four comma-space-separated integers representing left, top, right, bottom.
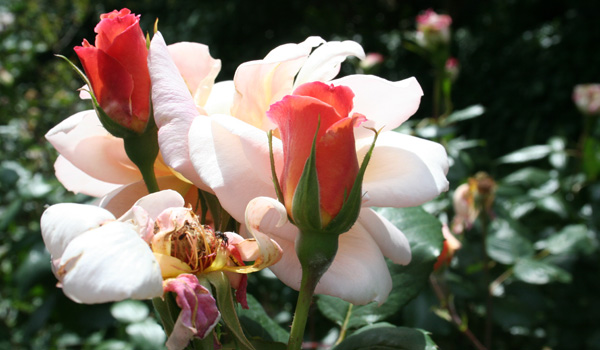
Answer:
1, 0, 599, 349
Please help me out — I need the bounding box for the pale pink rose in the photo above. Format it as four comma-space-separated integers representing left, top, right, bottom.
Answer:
416, 8, 452, 48
46, 40, 223, 216
573, 84, 600, 116
149, 32, 449, 304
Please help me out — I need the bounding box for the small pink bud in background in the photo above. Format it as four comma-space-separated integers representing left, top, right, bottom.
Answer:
573, 84, 600, 116
445, 57, 460, 81
359, 52, 384, 71
416, 9, 452, 49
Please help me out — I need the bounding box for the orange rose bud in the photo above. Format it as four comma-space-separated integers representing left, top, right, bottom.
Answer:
74, 8, 151, 134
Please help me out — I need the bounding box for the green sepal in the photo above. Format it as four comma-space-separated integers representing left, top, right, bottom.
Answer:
123, 110, 160, 193
267, 130, 285, 206
291, 120, 323, 231
56, 54, 140, 139
324, 127, 381, 235
205, 272, 256, 350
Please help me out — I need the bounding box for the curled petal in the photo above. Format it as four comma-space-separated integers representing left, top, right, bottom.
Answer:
58, 221, 163, 304
358, 131, 449, 208
164, 274, 220, 349
221, 197, 284, 273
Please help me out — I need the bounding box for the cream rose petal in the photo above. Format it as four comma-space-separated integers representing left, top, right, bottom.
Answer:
330, 75, 424, 139
248, 202, 393, 305
358, 131, 449, 208
358, 208, 411, 265
96, 176, 192, 217
294, 39, 365, 87
188, 115, 280, 223
45, 110, 141, 185
54, 156, 122, 197
167, 41, 221, 106
58, 221, 163, 304
265, 218, 392, 305
149, 32, 206, 188
41, 203, 115, 259
203, 80, 235, 115
231, 37, 325, 130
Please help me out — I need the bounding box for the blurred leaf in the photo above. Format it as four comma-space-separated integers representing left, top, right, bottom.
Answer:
333, 327, 436, 350
125, 319, 166, 350
497, 145, 552, 164
94, 340, 135, 350
528, 178, 559, 198
15, 243, 51, 293
513, 258, 572, 285
487, 219, 534, 265
443, 104, 485, 125
111, 300, 150, 324
535, 194, 568, 218
237, 294, 289, 343
536, 224, 591, 255
501, 167, 551, 187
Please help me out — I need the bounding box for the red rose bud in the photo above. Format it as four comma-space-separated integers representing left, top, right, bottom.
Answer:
74, 8, 151, 135
267, 81, 366, 229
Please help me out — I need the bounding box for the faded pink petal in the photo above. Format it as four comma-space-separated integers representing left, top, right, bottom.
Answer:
163, 274, 220, 349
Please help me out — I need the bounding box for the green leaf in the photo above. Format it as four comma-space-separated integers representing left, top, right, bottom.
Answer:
206, 272, 256, 350
333, 327, 437, 350
513, 258, 572, 284
237, 294, 289, 343
486, 219, 534, 265
497, 145, 552, 164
